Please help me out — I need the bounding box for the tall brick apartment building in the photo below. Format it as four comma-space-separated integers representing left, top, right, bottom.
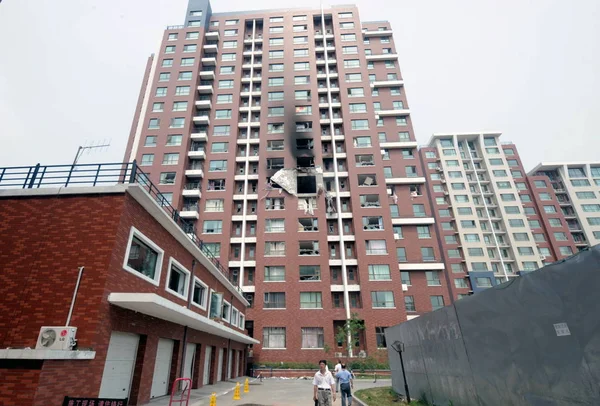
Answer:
124, 0, 451, 362
0, 179, 257, 406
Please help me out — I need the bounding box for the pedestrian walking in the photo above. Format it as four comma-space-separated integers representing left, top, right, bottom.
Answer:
334, 359, 342, 391
313, 359, 336, 406
335, 363, 354, 406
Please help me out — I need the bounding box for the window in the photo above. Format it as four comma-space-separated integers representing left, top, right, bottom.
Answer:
299, 265, 320, 281
187, 20, 201, 27
293, 24, 307, 32
268, 91, 284, 101
145, 135, 157, 147
208, 160, 227, 171
543, 205, 557, 214
295, 106, 312, 115
124, 228, 164, 285
559, 246, 573, 256
264, 266, 285, 282
172, 101, 187, 112
344, 59, 360, 68
215, 109, 232, 119
397, 247, 407, 262
571, 179, 591, 187
294, 76, 309, 85
293, 36, 308, 44
263, 327, 286, 348
162, 152, 179, 165
161, 59, 173, 68
346, 73, 362, 83
371, 291, 394, 308
140, 154, 154, 166
175, 86, 190, 95
341, 33, 356, 41
552, 232, 568, 241
301, 327, 324, 348
340, 22, 355, 29
214, 94, 232, 104
205, 199, 224, 212
268, 77, 284, 86
222, 53, 236, 61
185, 32, 199, 39
588, 217, 600, 225
270, 16, 283, 22
293, 48, 309, 57
300, 292, 322, 308
368, 264, 391, 280
159, 172, 176, 185
582, 204, 600, 212
430, 296, 445, 310
148, 118, 160, 129
295, 90, 310, 100
294, 62, 310, 71
264, 292, 285, 308
448, 249, 461, 258
348, 87, 364, 97
269, 50, 284, 59
513, 232, 530, 241
401, 271, 411, 285
269, 63, 284, 72
166, 258, 190, 299
213, 125, 230, 136
426, 271, 441, 286
218, 80, 234, 89
202, 220, 222, 234
521, 194, 532, 203
180, 57, 195, 66
576, 191, 596, 199
417, 225, 431, 239
351, 120, 369, 130
508, 219, 525, 227
524, 207, 536, 215
404, 296, 415, 312
222, 40, 238, 49
518, 247, 534, 256
548, 218, 562, 227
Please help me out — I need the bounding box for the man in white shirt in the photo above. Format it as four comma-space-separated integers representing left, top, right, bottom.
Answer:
313, 359, 336, 405
334, 359, 342, 391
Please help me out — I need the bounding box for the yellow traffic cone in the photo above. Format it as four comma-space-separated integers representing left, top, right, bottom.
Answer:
244, 378, 250, 393
233, 382, 241, 400
209, 392, 217, 406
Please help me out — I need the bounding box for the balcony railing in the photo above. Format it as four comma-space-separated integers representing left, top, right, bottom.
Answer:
0, 161, 235, 285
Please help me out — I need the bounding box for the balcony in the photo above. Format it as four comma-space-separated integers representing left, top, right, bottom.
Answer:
385, 176, 426, 185
201, 57, 217, 66
241, 75, 262, 83
196, 83, 213, 94
239, 104, 261, 112
188, 147, 206, 160
376, 108, 410, 118
366, 53, 399, 61
180, 204, 199, 219
185, 165, 204, 178
182, 183, 202, 198
242, 49, 263, 56
329, 258, 358, 266
398, 263, 445, 271
243, 35, 263, 43
319, 100, 341, 109
371, 80, 404, 88
319, 116, 343, 125
317, 72, 338, 79
195, 100, 212, 109
199, 70, 215, 80
327, 234, 355, 242
391, 216, 435, 225
321, 133, 344, 141
203, 44, 218, 52
315, 30, 335, 39
190, 132, 207, 142
192, 115, 210, 125
240, 89, 262, 97
205, 31, 220, 40
318, 86, 340, 93
242, 62, 262, 69
316, 58, 337, 66
380, 140, 418, 149
362, 28, 393, 37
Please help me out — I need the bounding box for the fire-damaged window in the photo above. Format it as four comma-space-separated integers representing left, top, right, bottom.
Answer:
299, 241, 320, 256
360, 194, 381, 207
266, 197, 285, 210
297, 156, 315, 168
300, 265, 321, 281
296, 121, 312, 132
267, 158, 285, 170
267, 140, 285, 151
297, 175, 317, 194
355, 154, 374, 166
358, 174, 377, 186
298, 218, 318, 231
296, 138, 314, 150
363, 216, 384, 230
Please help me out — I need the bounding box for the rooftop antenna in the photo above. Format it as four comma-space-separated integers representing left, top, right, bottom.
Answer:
72, 139, 111, 166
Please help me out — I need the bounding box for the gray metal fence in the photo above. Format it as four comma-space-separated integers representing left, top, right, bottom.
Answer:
386, 245, 600, 405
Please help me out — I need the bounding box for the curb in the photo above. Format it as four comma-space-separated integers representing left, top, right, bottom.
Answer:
352, 394, 368, 406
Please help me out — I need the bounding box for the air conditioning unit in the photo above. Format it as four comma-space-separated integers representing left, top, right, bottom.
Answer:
36, 326, 77, 350
334, 352, 343, 358
402, 284, 408, 292
358, 350, 367, 358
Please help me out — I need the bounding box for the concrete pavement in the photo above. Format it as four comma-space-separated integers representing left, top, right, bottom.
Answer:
147, 377, 391, 406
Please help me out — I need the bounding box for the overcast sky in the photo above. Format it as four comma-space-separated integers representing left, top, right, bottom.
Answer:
0, 0, 598, 171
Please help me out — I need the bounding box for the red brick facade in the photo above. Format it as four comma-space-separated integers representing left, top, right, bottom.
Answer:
0, 190, 251, 406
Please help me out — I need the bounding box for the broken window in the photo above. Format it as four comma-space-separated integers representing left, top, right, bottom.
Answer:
354, 136, 371, 148
268, 123, 285, 134
267, 158, 285, 170
358, 174, 377, 186
299, 241, 319, 256
267, 140, 284, 151
299, 265, 321, 281
297, 175, 317, 194
355, 154, 374, 166
296, 122, 313, 132
266, 197, 285, 210
360, 195, 381, 207
298, 218, 318, 231
296, 138, 314, 150
297, 156, 315, 168
207, 179, 226, 191
410, 185, 422, 197
266, 177, 282, 189
362, 216, 384, 230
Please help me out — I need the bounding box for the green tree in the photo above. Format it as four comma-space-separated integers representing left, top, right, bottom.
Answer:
334, 312, 365, 358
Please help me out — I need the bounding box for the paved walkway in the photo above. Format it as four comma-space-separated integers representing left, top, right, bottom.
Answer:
146, 377, 391, 406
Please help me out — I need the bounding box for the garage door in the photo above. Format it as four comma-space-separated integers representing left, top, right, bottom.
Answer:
99, 332, 139, 398
183, 343, 196, 382
216, 348, 224, 382
203, 345, 212, 385
151, 338, 174, 398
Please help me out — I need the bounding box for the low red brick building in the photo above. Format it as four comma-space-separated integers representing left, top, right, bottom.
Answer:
0, 183, 257, 406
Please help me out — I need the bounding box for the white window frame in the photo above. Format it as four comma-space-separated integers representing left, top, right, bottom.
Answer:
122, 227, 164, 287
165, 257, 191, 300
222, 300, 232, 323
191, 276, 209, 311
231, 307, 239, 327
238, 313, 245, 329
